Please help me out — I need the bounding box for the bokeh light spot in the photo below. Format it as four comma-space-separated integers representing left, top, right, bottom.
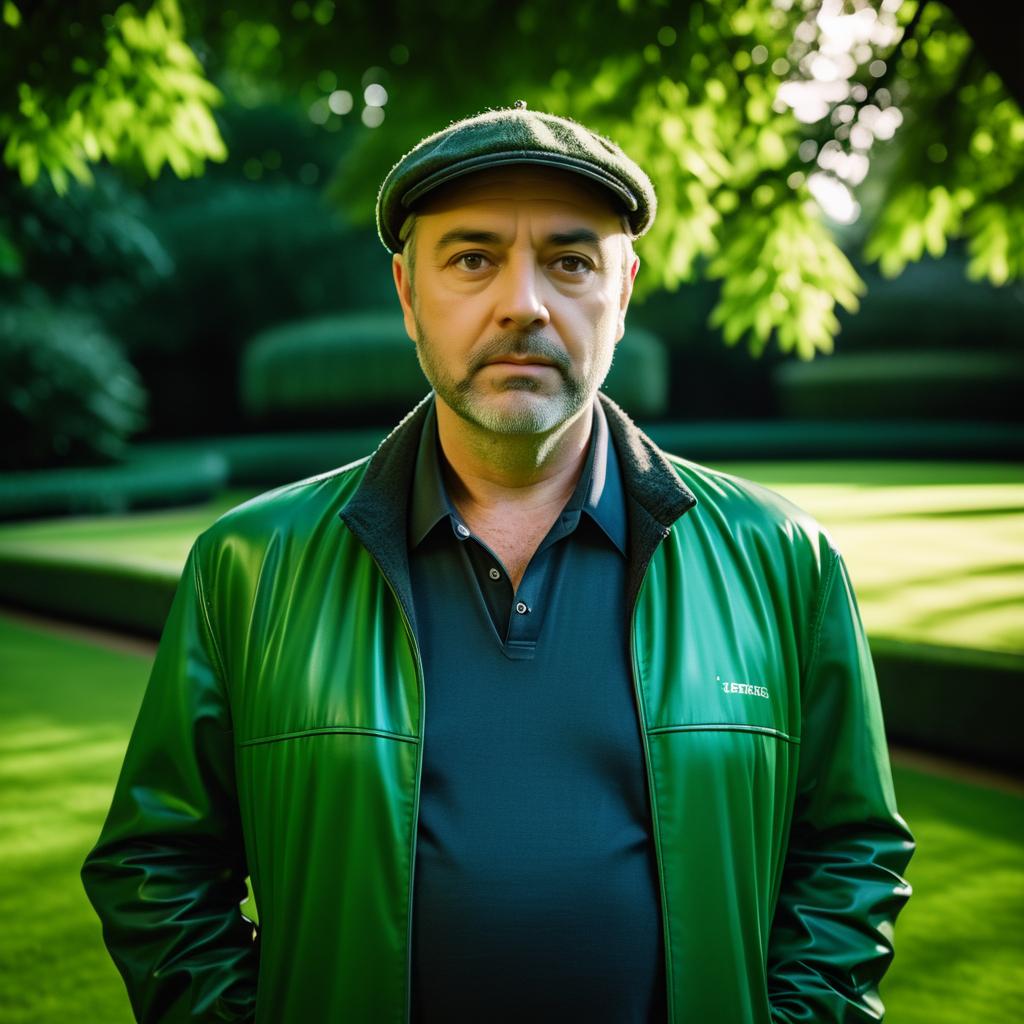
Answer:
308, 97, 329, 124
313, 1, 335, 26
329, 89, 353, 114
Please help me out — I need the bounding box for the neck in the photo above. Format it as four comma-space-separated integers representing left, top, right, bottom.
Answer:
434, 397, 594, 516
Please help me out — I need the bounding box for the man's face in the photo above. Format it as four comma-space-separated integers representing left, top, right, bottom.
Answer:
391, 166, 640, 436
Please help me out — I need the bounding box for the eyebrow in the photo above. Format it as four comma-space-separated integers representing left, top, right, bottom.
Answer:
433, 227, 604, 256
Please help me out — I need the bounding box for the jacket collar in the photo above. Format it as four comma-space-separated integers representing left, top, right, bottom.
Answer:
339, 391, 697, 634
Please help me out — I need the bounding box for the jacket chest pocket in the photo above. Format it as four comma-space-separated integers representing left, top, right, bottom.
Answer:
638, 641, 800, 744
674, 669, 797, 742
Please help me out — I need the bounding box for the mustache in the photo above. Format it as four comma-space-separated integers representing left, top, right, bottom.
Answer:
467, 333, 571, 376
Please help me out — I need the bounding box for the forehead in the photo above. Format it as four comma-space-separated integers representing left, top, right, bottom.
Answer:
411, 165, 624, 230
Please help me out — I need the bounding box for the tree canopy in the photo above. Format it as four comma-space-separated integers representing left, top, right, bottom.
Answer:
2, 0, 1021, 358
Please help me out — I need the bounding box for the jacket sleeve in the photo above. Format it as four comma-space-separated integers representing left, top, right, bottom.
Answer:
767, 546, 914, 1022
81, 536, 258, 1023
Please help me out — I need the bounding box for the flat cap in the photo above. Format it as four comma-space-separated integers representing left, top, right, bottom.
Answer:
375, 103, 657, 254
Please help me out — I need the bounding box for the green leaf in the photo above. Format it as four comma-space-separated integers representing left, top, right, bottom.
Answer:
49, 165, 69, 194
756, 128, 787, 168
139, 134, 166, 179
18, 144, 39, 186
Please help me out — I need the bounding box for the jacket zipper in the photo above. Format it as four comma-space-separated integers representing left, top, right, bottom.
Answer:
629, 527, 675, 1023
364, 560, 425, 1024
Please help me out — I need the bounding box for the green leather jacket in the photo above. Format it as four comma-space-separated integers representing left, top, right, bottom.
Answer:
82, 393, 913, 1023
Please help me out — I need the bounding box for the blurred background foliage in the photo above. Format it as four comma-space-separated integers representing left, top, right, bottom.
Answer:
0, 302, 147, 469
0, 0, 1022, 469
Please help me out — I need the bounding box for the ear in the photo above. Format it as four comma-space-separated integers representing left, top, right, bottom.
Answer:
392, 253, 418, 343
615, 253, 640, 343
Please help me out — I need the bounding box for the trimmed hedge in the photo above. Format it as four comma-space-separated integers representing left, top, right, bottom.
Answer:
240, 312, 425, 420
138, 429, 387, 487
774, 351, 1024, 421
0, 451, 228, 521
240, 312, 669, 421
645, 420, 1024, 461
602, 325, 668, 417
872, 638, 1024, 774
0, 555, 177, 636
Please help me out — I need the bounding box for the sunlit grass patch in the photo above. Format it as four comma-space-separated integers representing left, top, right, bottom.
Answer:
0, 615, 149, 1024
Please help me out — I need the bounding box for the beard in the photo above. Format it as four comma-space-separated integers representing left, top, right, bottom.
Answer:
412, 317, 612, 436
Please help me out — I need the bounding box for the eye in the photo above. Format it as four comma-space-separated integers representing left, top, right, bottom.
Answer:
452, 252, 492, 272
553, 255, 593, 275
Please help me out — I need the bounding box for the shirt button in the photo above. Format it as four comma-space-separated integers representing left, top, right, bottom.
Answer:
455, 523, 470, 537
488, 567, 501, 580
515, 601, 529, 614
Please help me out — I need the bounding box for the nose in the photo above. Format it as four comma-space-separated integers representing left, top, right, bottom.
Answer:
495, 253, 550, 331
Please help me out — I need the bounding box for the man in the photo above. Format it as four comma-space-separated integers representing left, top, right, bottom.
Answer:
82, 104, 914, 1023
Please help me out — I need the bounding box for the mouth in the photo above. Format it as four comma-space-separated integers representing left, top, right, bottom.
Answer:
485, 356, 557, 368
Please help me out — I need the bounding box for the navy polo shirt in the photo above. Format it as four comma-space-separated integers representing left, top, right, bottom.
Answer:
407, 396, 666, 1023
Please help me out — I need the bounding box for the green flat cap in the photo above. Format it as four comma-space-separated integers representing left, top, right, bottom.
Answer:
375, 102, 657, 253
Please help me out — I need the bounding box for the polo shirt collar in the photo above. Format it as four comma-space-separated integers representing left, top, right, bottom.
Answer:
408, 395, 627, 556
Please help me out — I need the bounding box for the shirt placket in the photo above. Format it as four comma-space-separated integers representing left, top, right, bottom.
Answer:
448, 507, 583, 659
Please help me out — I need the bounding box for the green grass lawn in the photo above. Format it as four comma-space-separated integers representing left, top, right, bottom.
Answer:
1, 610, 1022, 1023
1, 460, 1022, 654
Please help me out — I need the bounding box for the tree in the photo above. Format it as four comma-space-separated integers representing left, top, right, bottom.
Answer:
2, 0, 1021, 358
